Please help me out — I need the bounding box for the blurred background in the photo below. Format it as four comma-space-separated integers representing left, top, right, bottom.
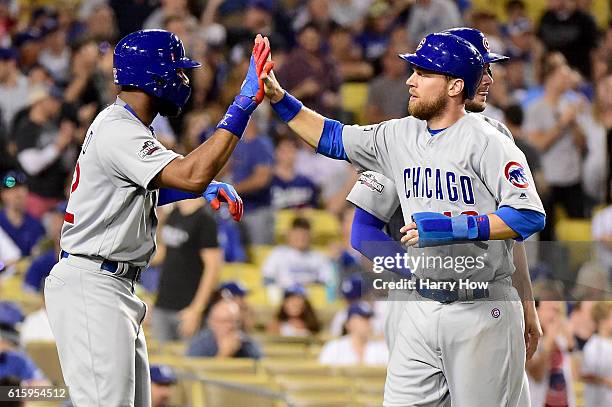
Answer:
1, 0, 612, 406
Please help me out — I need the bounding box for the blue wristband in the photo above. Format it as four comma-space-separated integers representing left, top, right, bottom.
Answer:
272, 92, 303, 122
474, 215, 490, 241
216, 95, 255, 138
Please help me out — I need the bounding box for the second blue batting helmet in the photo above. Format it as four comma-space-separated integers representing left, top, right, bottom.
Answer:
443, 27, 509, 63
399, 32, 485, 99
113, 30, 201, 116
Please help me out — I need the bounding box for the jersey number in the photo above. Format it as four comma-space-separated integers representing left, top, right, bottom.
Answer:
65, 162, 80, 223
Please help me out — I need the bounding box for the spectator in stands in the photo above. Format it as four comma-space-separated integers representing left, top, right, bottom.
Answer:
590, 206, 612, 274
537, 0, 598, 80
590, 74, 612, 204
572, 262, 611, 301
228, 115, 275, 245
14, 86, 77, 218
262, 217, 335, 288
319, 302, 388, 365
406, 0, 462, 44
187, 299, 262, 359
527, 301, 576, 407
0, 302, 47, 385
153, 199, 222, 342
504, 105, 548, 198
294, 138, 358, 216
329, 0, 373, 29
143, 0, 196, 30
581, 301, 612, 407
569, 301, 596, 351
23, 201, 65, 292
150, 364, 178, 407
270, 134, 319, 210
276, 22, 342, 118
0, 171, 45, 267
355, 2, 399, 63
267, 284, 321, 336
524, 54, 587, 240
0, 47, 30, 132
329, 26, 374, 82
292, 0, 337, 38
330, 274, 365, 336
365, 46, 409, 123
218, 281, 256, 332
39, 21, 71, 85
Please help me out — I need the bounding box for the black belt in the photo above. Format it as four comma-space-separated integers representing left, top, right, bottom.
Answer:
60, 251, 142, 282
415, 279, 489, 303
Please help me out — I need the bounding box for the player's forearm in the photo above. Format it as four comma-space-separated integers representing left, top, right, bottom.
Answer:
511, 242, 535, 301
154, 129, 239, 192
487, 214, 520, 240
284, 103, 325, 149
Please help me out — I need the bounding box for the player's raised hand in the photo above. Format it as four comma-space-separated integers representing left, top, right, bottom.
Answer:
203, 181, 243, 222
238, 34, 275, 111
400, 222, 419, 247
260, 60, 285, 103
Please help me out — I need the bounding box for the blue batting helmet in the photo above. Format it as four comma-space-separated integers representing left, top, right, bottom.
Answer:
443, 27, 509, 63
399, 32, 485, 99
113, 30, 201, 116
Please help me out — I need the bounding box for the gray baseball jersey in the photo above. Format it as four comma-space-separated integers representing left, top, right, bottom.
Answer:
346, 113, 515, 224
342, 113, 544, 282
61, 97, 180, 266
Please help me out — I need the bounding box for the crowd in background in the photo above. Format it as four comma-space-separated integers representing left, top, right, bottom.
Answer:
1, 0, 612, 406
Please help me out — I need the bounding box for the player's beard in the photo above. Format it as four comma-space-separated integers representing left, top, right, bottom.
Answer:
408, 88, 449, 121
465, 98, 486, 113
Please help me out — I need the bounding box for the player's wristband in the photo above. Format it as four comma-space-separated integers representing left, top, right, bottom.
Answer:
272, 92, 303, 122
412, 212, 490, 247
216, 95, 255, 138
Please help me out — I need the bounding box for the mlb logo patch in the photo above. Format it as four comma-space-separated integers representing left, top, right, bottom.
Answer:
138, 140, 161, 159
504, 161, 529, 189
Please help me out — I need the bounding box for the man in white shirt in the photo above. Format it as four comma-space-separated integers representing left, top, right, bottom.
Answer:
319, 302, 388, 366
262, 217, 334, 288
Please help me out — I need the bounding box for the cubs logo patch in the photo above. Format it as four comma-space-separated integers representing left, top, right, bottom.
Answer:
504, 161, 529, 189
482, 37, 490, 52
416, 38, 426, 51
138, 140, 161, 159
358, 173, 384, 194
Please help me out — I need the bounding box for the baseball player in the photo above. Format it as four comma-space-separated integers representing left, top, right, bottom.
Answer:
44, 30, 273, 406
346, 28, 540, 403
262, 32, 545, 406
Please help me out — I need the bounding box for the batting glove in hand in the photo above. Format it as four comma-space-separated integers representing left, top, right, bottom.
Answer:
203, 181, 243, 222
236, 34, 275, 112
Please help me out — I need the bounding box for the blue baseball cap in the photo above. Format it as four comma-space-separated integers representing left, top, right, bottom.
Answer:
341, 275, 364, 300
0, 47, 16, 60
14, 30, 42, 47
0, 302, 24, 327
150, 365, 177, 385
219, 281, 249, 297
1, 170, 27, 190
284, 283, 307, 297
347, 302, 374, 319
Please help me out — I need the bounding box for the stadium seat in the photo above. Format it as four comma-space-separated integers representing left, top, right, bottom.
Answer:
259, 360, 334, 377
286, 393, 355, 407
275, 375, 351, 396
24, 341, 64, 386
182, 357, 258, 375
335, 365, 387, 380
274, 209, 341, 246
260, 342, 310, 359
340, 82, 369, 125
197, 373, 281, 407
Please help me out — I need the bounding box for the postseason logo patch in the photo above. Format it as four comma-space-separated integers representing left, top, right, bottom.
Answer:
358, 173, 384, 194
138, 140, 161, 159
504, 161, 529, 189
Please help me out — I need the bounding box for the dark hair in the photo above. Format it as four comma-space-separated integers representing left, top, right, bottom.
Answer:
0, 377, 23, 407
504, 104, 524, 127
506, 0, 525, 11
291, 217, 311, 230
277, 294, 321, 333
